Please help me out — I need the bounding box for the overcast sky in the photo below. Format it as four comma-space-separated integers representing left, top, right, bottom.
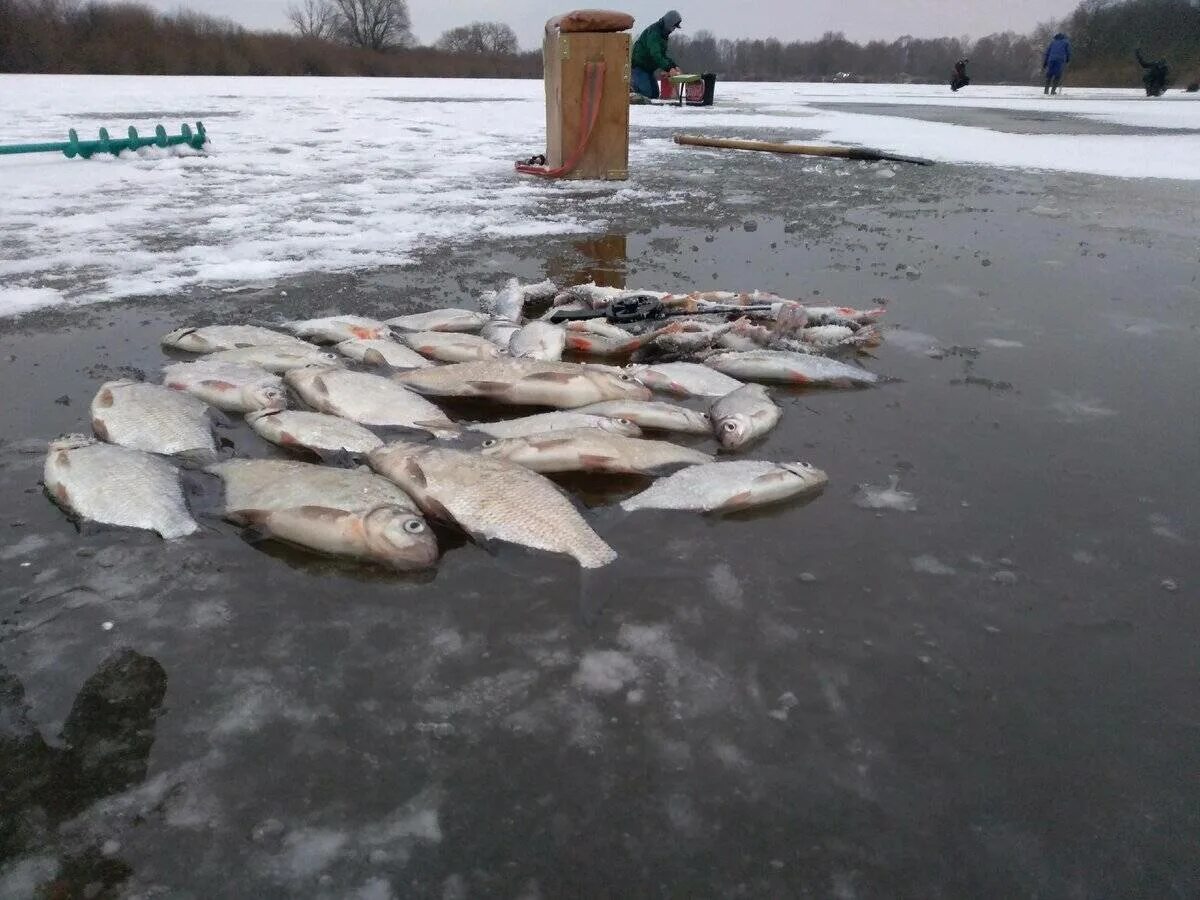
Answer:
123, 0, 1080, 49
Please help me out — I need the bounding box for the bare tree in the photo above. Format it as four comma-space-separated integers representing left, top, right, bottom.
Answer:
286, 0, 338, 40
331, 0, 412, 51
436, 21, 519, 55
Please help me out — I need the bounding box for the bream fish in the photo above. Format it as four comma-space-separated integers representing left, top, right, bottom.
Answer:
245, 409, 383, 455
630, 362, 745, 398
334, 338, 432, 370
482, 428, 713, 475
705, 350, 879, 386
205, 345, 342, 373
208, 459, 436, 569
386, 309, 488, 333
90, 380, 216, 461
468, 412, 641, 439
162, 360, 287, 413
285, 366, 458, 436
368, 442, 616, 568
398, 331, 502, 363
621, 461, 828, 513
287, 315, 390, 344
44, 435, 198, 539
161, 325, 313, 354
574, 400, 712, 435
396, 359, 650, 409
509, 321, 567, 362
710, 384, 782, 450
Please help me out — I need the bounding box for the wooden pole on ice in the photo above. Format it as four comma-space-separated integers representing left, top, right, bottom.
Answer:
673, 134, 934, 166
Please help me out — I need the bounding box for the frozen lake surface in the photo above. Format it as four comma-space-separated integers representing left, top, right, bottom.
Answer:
1, 76, 1198, 314
1, 76, 1198, 898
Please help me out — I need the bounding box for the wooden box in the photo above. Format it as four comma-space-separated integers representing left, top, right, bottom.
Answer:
543, 29, 631, 180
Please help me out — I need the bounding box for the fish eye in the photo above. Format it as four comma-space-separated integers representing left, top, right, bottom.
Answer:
700, 413, 711, 420
616, 418, 632, 426
403, 519, 426, 534
618, 373, 632, 381
723, 421, 738, 432
482, 439, 497, 448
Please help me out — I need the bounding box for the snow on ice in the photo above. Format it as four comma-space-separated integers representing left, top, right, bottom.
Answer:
1, 76, 1197, 315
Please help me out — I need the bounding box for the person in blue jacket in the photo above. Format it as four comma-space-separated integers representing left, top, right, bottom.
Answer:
1043, 33, 1071, 95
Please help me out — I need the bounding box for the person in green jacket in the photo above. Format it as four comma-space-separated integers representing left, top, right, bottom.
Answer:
631, 10, 683, 99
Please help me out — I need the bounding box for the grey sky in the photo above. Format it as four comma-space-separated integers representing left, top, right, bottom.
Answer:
122, 1, 1080, 50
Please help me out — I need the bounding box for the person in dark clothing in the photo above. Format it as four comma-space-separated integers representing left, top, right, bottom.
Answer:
631, 10, 683, 99
1043, 33, 1071, 94
1136, 49, 1170, 97
950, 58, 970, 92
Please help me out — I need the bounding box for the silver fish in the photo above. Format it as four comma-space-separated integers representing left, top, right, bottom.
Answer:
653, 322, 731, 354
710, 384, 781, 450
631, 362, 744, 398
334, 339, 432, 370
161, 360, 287, 413
480, 317, 521, 349
285, 366, 458, 436
800, 324, 882, 350
492, 278, 526, 322
44, 435, 198, 539
368, 442, 616, 568
161, 325, 312, 354
481, 428, 713, 475
621, 461, 828, 513
396, 359, 650, 409
509, 321, 566, 361
468, 412, 641, 439
705, 350, 879, 386
287, 315, 390, 344
803, 304, 886, 326
573, 400, 711, 435
207, 459, 436, 569
386, 309, 488, 333
90, 380, 216, 460
399, 331, 502, 363
245, 409, 383, 455
552, 283, 666, 310
206, 345, 343, 373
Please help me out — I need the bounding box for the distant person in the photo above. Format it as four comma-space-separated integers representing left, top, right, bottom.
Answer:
1043, 32, 1071, 95
1136, 49, 1170, 97
631, 10, 683, 100
950, 58, 970, 92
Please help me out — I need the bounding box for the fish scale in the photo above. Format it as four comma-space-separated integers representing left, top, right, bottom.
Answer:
396, 359, 650, 409
90, 380, 216, 460
621, 461, 828, 513
285, 366, 458, 436
368, 442, 616, 568
482, 428, 713, 475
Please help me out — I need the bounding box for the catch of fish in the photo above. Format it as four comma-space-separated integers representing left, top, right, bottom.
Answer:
42, 279, 889, 571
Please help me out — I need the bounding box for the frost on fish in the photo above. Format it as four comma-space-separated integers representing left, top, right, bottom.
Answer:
854, 475, 918, 512
44, 435, 198, 539
621, 461, 828, 513
90, 380, 217, 461
368, 442, 616, 568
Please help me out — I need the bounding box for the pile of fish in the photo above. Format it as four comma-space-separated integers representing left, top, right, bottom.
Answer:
42, 280, 888, 570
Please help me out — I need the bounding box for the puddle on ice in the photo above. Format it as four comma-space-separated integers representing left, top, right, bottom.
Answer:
1049, 391, 1117, 421
854, 475, 919, 512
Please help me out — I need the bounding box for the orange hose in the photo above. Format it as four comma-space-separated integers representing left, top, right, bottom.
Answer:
516, 61, 606, 178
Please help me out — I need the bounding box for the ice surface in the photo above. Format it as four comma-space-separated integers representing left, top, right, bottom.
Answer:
854, 475, 919, 512
573, 650, 641, 695
1, 77, 1197, 314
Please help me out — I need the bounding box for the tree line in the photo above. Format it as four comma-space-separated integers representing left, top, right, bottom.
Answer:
673, 0, 1200, 87
0, 0, 540, 76
1, 0, 1196, 86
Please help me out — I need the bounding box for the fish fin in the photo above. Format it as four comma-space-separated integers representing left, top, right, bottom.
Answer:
207, 408, 236, 429
414, 419, 460, 435
92, 419, 109, 441
312, 375, 330, 396
362, 348, 387, 367
716, 491, 753, 513
404, 458, 428, 488
94, 388, 114, 408
199, 379, 237, 390
315, 448, 362, 469
522, 372, 577, 384
295, 505, 353, 522
531, 437, 579, 450
466, 381, 510, 396
234, 508, 272, 529
579, 453, 619, 471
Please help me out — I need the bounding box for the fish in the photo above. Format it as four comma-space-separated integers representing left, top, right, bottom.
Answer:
245, 409, 384, 455
652, 322, 731, 354
90, 380, 216, 460
801, 324, 882, 350
803, 305, 887, 326
368, 442, 615, 568
44, 435, 198, 539
385, 309, 488, 333
207, 459, 437, 569
480, 318, 521, 349
620, 461, 828, 513
509, 321, 566, 361
482, 428, 713, 475
161, 325, 313, 354
704, 350, 879, 386
717, 318, 775, 352
286, 315, 390, 344
710, 384, 782, 450
492, 278, 526, 322
630, 362, 745, 398
573, 400, 711, 435
552, 283, 667, 310
396, 359, 651, 409
285, 366, 458, 436
468, 412, 641, 439
334, 339, 432, 370
399, 331, 502, 363
205, 345, 343, 373
161, 360, 287, 413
